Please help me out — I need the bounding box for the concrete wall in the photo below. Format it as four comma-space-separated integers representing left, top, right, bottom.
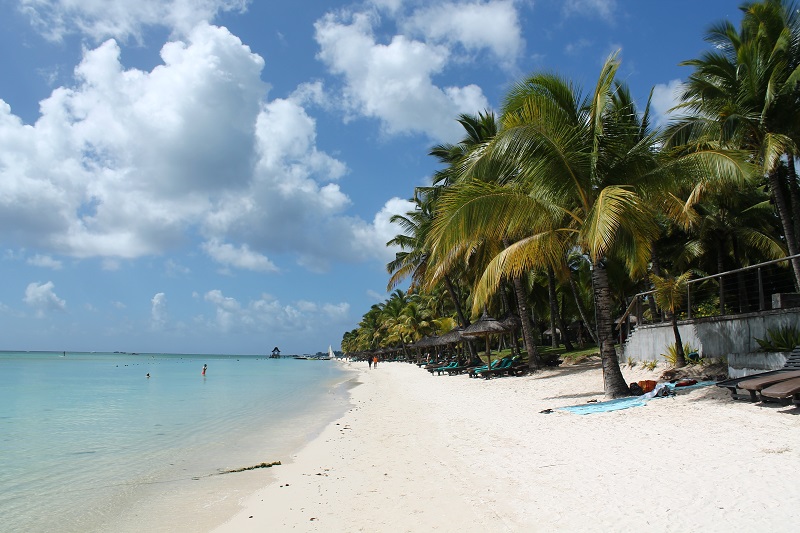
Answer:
621, 308, 800, 365
727, 351, 789, 378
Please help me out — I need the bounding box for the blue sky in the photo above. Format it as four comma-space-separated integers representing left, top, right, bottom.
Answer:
0, 0, 743, 355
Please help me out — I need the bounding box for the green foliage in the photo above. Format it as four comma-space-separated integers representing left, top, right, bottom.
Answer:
692, 301, 720, 318
556, 346, 601, 364
755, 325, 800, 352
626, 356, 637, 368
643, 360, 658, 371
661, 342, 697, 367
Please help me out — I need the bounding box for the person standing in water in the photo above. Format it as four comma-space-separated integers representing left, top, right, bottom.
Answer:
202, 364, 207, 376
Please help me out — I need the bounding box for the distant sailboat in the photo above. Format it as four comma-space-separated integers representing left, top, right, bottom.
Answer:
294, 347, 333, 360
313, 346, 332, 360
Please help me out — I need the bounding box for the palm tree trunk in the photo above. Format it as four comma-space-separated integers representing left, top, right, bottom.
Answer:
670, 312, 686, 368
592, 260, 630, 398
732, 240, 748, 313
768, 169, 800, 290
650, 255, 665, 322
547, 267, 559, 348
512, 274, 540, 370
557, 292, 575, 351
717, 246, 726, 315
500, 283, 518, 354
444, 274, 477, 358
569, 275, 599, 345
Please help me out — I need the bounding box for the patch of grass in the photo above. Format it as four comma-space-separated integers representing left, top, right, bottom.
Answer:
643, 360, 658, 371
546, 345, 600, 365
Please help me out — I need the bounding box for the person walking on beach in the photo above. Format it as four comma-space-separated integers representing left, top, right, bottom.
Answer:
368, 357, 372, 369
373, 355, 378, 369
202, 364, 207, 376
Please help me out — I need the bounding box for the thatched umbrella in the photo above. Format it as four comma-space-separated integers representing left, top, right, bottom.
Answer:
436, 326, 468, 360
414, 335, 439, 348
412, 336, 439, 362
437, 327, 464, 345
461, 311, 508, 370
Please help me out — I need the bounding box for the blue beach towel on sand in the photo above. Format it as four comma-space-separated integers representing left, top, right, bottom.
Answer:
558, 381, 716, 415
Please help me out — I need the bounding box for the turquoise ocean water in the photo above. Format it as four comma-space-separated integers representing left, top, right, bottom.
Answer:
0, 352, 354, 532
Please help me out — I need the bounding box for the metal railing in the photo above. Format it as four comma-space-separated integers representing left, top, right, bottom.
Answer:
621, 253, 800, 329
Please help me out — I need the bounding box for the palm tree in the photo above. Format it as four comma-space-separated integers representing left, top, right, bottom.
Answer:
386, 188, 476, 334
675, 0, 800, 288
651, 272, 693, 367
685, 186, 786, 312
426, 113, 544, 368
429, 55, 665, 396
432, 52, 750, 396
566, 252, 600, 346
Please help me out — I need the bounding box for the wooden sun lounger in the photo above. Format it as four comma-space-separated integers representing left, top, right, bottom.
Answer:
759, 376, 800, 405
736, 370, 800, 402
717, 346, 800, 401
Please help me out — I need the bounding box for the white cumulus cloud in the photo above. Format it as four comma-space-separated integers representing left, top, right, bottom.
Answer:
402, 1, 523, 69
24, 281, 67, 317
0, 22, 403, 272
314, 10, 489, 142
202, 240, 278, 273
150, 292, 168, 328
651, 79, 687, 127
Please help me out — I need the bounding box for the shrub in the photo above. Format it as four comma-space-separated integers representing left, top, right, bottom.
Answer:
661, 342, 697, 367
755, 325, 800, 352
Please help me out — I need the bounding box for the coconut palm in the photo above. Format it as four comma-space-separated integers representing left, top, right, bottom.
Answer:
427, 112, 543, 369
651, 271, 693, 367
674, 0, 800, 288
683, 185, 786, 312
428, 55, 659, 396
386, 188, 476, 338
431, 52, 751, 396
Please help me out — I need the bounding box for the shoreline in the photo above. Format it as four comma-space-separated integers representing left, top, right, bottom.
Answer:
214, 359, 800, 532
96, 363, 359, 533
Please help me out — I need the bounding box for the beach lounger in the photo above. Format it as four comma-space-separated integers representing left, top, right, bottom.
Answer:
736, 370, 800, 402
468, 358, 503, 378
444, 359, 483, 376
505, 357, 530, 377
477, 356, 528, 379
476, 357, 514, 379
716, 346, 800, 400
428, 361, 458, 375
759, 376, 800, 405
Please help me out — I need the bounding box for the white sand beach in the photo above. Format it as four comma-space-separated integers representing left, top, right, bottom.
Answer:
214, 359, 800, 532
